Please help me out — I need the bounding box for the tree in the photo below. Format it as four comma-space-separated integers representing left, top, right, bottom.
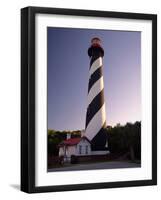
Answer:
107, 121, 141, 161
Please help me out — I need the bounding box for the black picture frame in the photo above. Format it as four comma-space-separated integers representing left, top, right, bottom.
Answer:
21, 6, 157, 193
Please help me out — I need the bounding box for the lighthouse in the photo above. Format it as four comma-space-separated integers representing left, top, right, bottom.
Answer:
85, 37, 108, 151
58, 37, 109, 161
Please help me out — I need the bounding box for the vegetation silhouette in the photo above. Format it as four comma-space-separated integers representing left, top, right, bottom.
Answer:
48, 121, 141, 161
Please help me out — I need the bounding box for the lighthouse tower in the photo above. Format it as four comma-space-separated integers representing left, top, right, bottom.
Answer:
85, 37, 108, 151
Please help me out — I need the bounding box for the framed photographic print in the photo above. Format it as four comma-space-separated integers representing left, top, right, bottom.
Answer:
21, 6, 157, 193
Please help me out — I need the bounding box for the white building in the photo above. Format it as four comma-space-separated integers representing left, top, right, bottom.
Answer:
59, 136, 91, 161
58, 134, 109, 162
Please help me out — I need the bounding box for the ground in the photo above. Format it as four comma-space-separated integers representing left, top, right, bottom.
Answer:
48, 160, 141, 172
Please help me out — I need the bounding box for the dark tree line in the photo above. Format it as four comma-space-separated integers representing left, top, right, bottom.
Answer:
107, 121, 141, 161
48, 121, 141, 161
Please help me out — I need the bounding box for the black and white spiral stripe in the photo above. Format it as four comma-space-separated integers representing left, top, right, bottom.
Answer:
85, 55, 106, 145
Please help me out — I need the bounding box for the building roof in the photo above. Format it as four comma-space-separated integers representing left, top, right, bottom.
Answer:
59, 136, 90, 147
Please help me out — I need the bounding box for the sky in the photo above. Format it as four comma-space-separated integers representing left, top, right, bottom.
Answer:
47, 27, 141, 131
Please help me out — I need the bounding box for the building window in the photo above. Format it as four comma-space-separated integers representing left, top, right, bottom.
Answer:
79, 145, 82, 154
85, 146, 88, 154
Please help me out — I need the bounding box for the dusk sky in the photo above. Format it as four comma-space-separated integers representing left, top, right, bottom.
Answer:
47, 27, 141, 131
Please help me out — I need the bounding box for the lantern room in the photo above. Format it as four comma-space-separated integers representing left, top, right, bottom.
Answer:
91, 37, 101, 47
